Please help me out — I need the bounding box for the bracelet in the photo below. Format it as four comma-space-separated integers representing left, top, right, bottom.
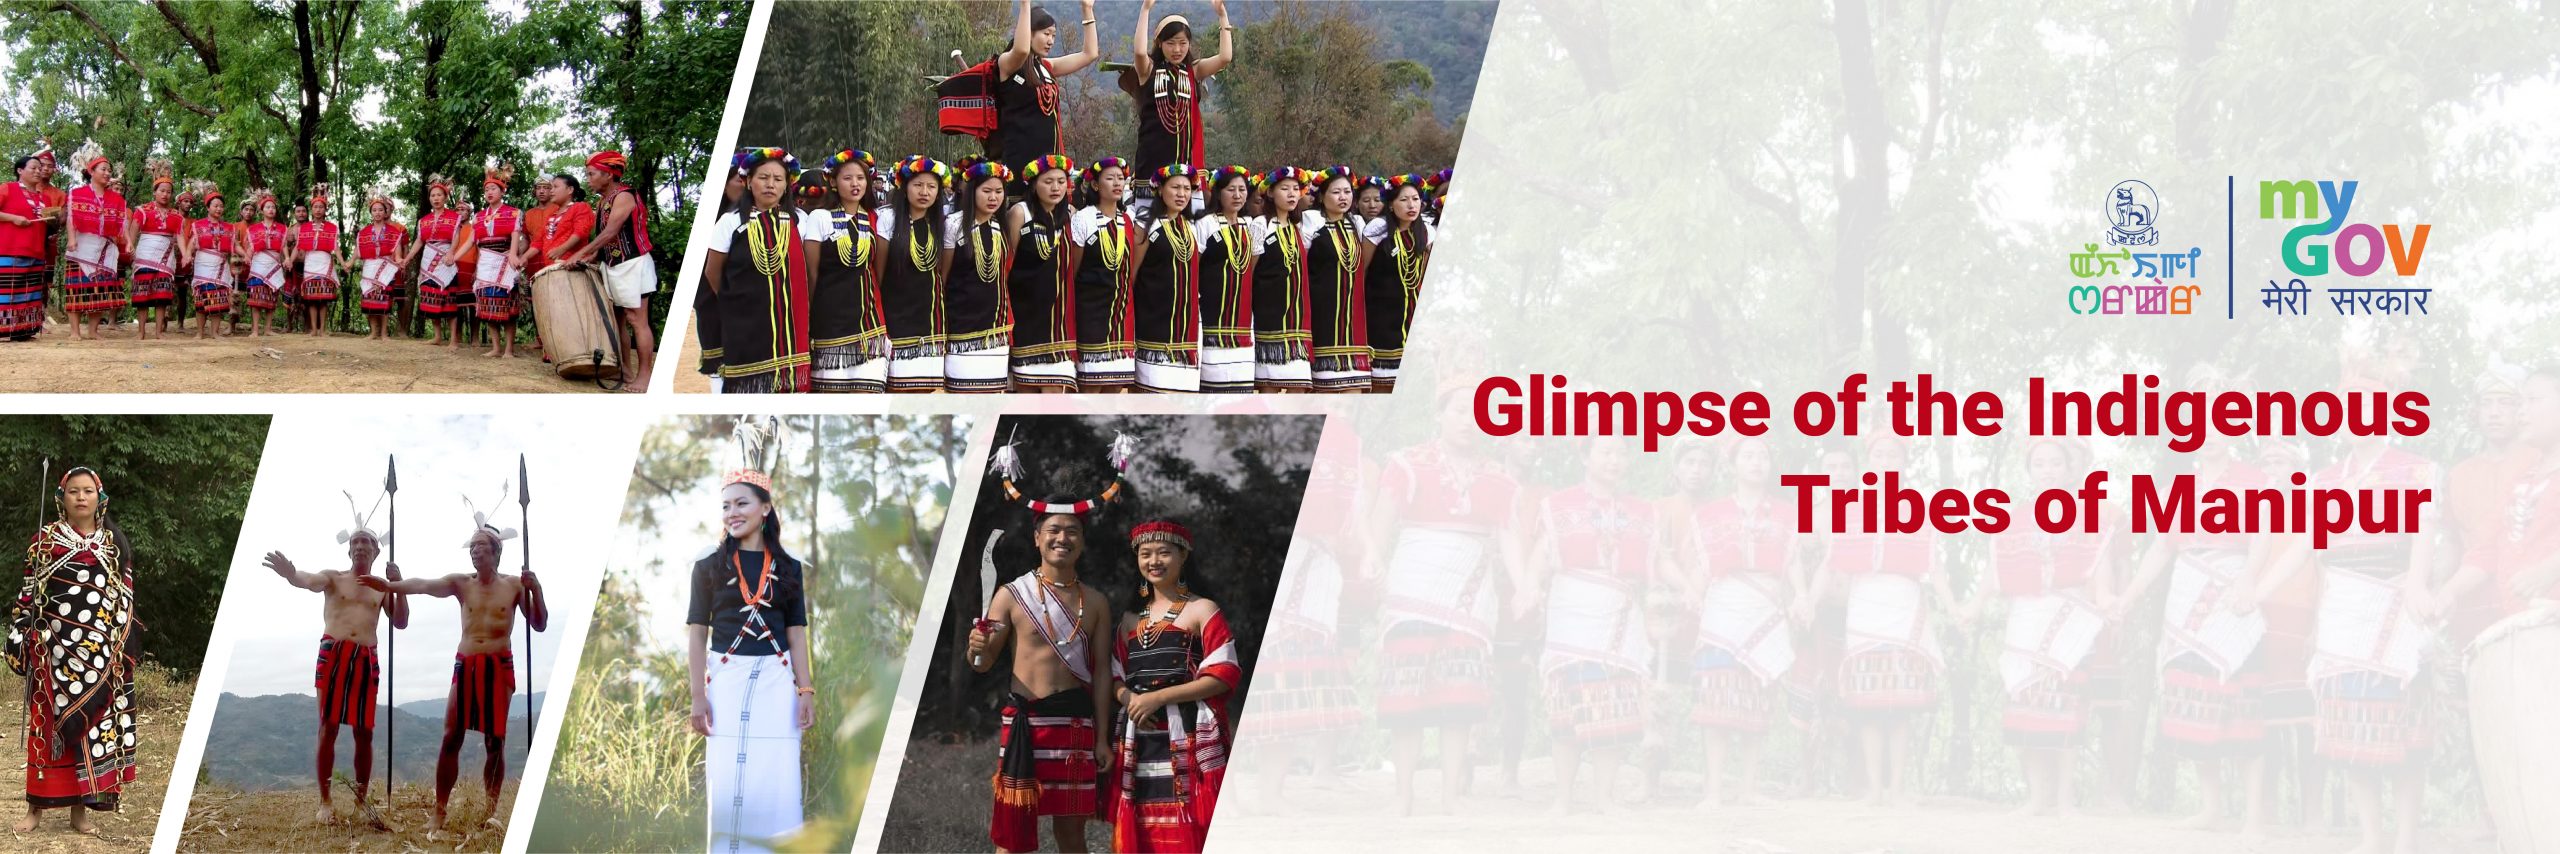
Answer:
795, 685, 816, 696
1083, 18, 1096, 25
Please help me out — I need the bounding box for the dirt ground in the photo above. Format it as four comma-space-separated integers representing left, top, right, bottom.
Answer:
1207, 758, 2506, 854
0, 670, 190, 854
176, 782, 517, 853
0, 318, 617, 394
671, 317, 710, 394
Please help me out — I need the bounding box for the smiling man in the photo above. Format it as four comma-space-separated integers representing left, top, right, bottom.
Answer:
966, 502, 1117, 853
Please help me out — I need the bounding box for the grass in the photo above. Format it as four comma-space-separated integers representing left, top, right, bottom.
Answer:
0, 662, 191, 854
878, 739, 1111, 854
175, 782, 517, 852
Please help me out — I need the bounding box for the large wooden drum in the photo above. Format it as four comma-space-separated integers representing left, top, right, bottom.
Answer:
530, 267, 621, 381
2467, 604, 2560, 854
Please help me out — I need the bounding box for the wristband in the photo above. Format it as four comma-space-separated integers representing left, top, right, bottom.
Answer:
796, 685, 817, 696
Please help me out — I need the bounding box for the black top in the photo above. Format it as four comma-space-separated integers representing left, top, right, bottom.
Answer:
879, 209, 943, 346
993, 57, 1060, 167
686, 547, 808, 656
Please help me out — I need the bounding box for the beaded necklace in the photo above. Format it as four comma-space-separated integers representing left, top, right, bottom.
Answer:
742, 209, 788, 278
905, 210, 937, 272
1139, 587, 1193, 647
1216, 216, 1247, 272
1036, 570, 1087, 641
970, 217, 1002, 282
832, 209, 869, 268
1393, 227, 1423, 291
1096, 210, 1129, 271
1271, 219, 1301, 272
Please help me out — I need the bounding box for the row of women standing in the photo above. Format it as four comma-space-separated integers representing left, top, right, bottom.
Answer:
700, 148, 1444, 394
0, 143, 655, 371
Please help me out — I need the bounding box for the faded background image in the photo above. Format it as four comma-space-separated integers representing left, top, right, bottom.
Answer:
1198, 2, 2560, 854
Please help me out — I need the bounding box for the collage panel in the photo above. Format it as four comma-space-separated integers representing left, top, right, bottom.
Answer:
0, 0, 745, 394
175, 414, 631, 852
881, 412, 1321, 852
529, 415, 971, 854
688, 0, 1491, 395
0, 416, 264, 851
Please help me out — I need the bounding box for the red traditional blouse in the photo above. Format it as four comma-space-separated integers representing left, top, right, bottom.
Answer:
357, 222, 406, 260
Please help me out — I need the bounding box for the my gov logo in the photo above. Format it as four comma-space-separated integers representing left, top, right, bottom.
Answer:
2067, 179, 2204, 315
2253, 179, 2434, 317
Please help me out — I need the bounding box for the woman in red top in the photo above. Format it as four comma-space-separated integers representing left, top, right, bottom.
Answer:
240, 191, 288, 338
0, 153, 57, 341
290, 184, 347, 338
62, 141, 128, 340
354, 192, 407, 340
181, 181, 236, 338
402, 175, 469, 348
532, 173, 593, 275
469, 164, 525, 359
125, 159, 185, 339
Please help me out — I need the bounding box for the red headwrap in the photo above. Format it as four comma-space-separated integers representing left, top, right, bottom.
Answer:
1130, 520, 1193, 552
586, 150, 628, 178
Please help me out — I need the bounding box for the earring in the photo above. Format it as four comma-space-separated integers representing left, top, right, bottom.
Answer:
1141, 581, 1153, 600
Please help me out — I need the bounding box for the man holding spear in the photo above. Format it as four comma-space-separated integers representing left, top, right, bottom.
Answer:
258, 476, 408, 831
359, 483, 546, 836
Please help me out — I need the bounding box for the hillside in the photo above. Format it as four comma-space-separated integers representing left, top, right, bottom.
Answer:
199, 692, 547, 793
177, 782, 516, 853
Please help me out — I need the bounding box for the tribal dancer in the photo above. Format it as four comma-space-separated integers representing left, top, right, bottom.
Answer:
945, 162, 1017, 393
798, 150, 889, 393
2121, 437, 2277, 834
707, 149, 815, 393
877, 156, 951, 393
355, 192, 407, 340
0, 151, 59, 340
1132, 165, 1200, 393
1071, 158, 1139, 391
1006, 155, 1079, 392
293, 184, 347, 338
241, 190, 288, 338
260, 488, 410, 829
1824, 437, 1956, 805
1107, 520, 1240, 852
1127, 0, 1232, 212
1362, 176, 1434, 394
1970, 437, 2114, 818
183, 181, 237, 338
406, 175, 468, 347
1249, 168, 1313, 392
1301, 167, 1369, 393
534, 174, 593, 277
2281, 429, 2441, 854
988, 0, 1101, 169
126, 160, 184, 339
1194, 166, 1256, 393
685, 437, 813, 853
470, 165, 525, 359
61, 142, 128, 341
1250, 417, 1364, 801
968, 469, 1118, 852
1689, 438, 1796, 809
1531, 441, 1655, 813
9, 468, 137, 834
1373, 390, 1525, 814
358, 493, 549, 836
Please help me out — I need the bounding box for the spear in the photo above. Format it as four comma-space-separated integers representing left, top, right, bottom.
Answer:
383, 454, 398, 800
517, 454, 533, 748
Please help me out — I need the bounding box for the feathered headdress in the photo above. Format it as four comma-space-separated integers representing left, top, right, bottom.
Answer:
482, 161, 514, 190
988, 427, 1139, 517
365, 186, 394, 214
309, 181, 331, 203
72, 139, 108, 181
338, 488, 387, 546
186, 178, 221, 206
462, 482, 519, 547
426, 172, 455, 191
145, 157, 174, 190
724, 415, 783, 497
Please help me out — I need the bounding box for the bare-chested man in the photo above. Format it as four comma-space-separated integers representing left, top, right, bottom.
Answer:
967, 506, 1117, 854
262, 525, 410, 830
359, 524, 547, 835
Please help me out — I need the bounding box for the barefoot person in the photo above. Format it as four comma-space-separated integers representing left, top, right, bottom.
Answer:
1107, 520, 1241, 852
407, 175, 469, 347
358, 500, 549, 835
566, 151, 658, 392
468, 164, 526, 359
355, 191, 407, 340
126, 159, 185, 340
61, 141, 129, 340
292, 183, 347, 338
0, 152, 62, 341
684, 462, 814, 853
967, 500, 1117, 853
9, 468, 138, 835
183, 180, 238, 338
260, 493, 411, 830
